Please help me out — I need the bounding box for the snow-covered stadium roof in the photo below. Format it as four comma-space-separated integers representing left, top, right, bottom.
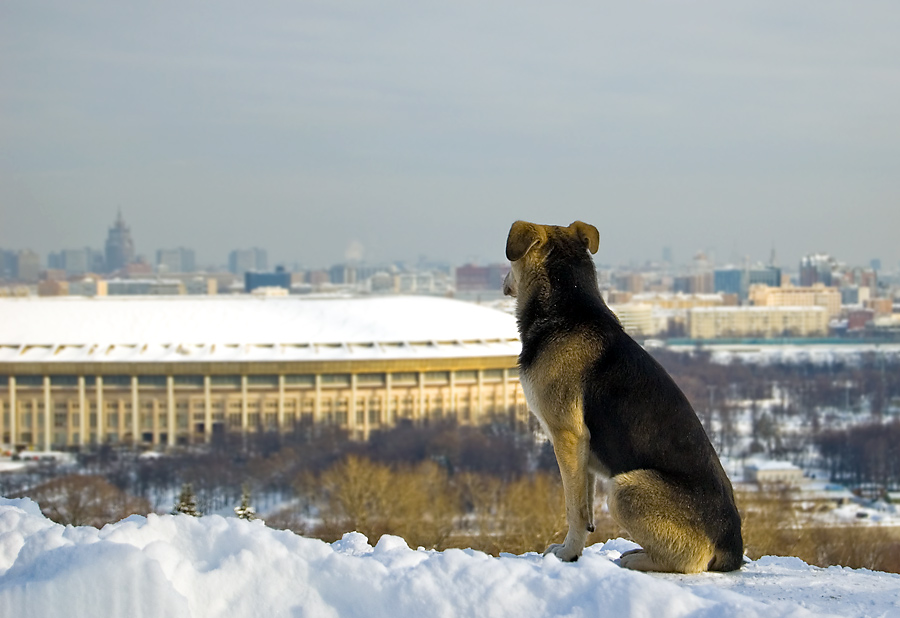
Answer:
0, 296, 521, 364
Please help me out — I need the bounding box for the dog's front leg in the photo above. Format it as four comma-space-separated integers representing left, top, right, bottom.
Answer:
545, 428, 592, 562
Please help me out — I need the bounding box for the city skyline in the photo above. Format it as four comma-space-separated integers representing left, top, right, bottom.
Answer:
2, 210, 894, 275
2, 3, 900, 269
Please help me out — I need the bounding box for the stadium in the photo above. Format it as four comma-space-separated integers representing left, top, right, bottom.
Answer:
0, 296, 525, 450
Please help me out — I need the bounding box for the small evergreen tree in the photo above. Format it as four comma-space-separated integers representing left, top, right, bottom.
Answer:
234, 485, 257, 521
173, 483, 201, 517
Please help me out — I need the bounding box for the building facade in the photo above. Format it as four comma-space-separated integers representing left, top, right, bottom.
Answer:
455, 264, 510, 293
688, 306, 829, 339
15, 250, 41, 283
245, 267, 291, 293
156, 247, 196, 274
749, 283, 842, 317
228, 248, 268, 275
608, 303, 656, 337
0, 296, 526, 450
714, 266, 782, 301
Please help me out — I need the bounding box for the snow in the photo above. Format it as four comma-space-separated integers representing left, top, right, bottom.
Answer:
0, 295, 521, 363
2, 498, 899, 618
744, 459, 801, 472
691, 343, 900, 366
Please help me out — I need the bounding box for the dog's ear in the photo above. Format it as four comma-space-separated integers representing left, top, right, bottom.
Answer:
569, 221, 599, 255
506, 221, 542, 261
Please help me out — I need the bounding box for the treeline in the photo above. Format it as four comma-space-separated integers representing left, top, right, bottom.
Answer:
651, 350, 900, 467
651, 349, 900, 419
817, 420, 900, 490
4, 421, 555, 521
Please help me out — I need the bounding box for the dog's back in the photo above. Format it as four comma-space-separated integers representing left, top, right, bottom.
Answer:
582, 328, 744, 571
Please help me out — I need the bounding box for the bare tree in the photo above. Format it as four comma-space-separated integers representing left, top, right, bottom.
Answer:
25, 474, 150, 527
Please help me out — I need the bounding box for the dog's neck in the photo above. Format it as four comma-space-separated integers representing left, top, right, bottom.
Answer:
515, 262, 620, 347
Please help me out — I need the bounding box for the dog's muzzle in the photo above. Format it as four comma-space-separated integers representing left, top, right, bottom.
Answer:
502, 271, 517, 297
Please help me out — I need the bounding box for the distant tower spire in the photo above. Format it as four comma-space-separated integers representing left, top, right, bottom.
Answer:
105, 210, 135, 273
769, 244, 778, 267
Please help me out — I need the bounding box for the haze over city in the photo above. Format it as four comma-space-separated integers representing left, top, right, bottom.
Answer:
2, 2, 900, 269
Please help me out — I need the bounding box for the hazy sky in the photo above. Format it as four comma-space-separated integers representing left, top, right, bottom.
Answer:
2, 1, 899, 270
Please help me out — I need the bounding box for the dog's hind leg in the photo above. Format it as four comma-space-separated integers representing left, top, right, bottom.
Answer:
608, 470, 716, 573
544, 427, 594, 562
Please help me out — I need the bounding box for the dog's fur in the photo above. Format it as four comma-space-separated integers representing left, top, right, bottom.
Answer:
503, 220, 743, 573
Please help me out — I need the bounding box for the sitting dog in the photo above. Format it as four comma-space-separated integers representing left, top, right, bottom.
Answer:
503, 220, 743, 573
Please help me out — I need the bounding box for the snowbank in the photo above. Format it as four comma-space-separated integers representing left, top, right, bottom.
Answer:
1, 497, 898, 618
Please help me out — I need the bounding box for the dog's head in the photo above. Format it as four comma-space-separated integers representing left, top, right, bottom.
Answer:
502, 220, 599, 298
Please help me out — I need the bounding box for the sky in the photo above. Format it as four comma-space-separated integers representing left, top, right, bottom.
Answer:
2, 1, 899, 271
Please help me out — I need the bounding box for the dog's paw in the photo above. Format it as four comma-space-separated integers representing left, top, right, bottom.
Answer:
544, 543, 580, 562
618, 549, 662, 572
617, 549, 644, 569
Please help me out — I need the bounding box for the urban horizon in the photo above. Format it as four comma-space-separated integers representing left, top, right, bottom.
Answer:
2, 210, 896, 278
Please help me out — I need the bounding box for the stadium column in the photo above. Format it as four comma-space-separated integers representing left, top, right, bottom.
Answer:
241, 375, 249, 433
9, 376, 19, 450
2, 377, 9, 447
513, 381, 523, 428
166, 376, 175, 448
43, 376, 51, 450
152, 399, 160, 446
96, 376, 104, 446
277, 374, 285, 433
476, 369, 484, 425
503, 368, 510, 422
131, 376, 139, 446
385, 372, 393, 427
349, 373, 358, 437
313, 374, 321, 425
77, 376, 86, 448
448, 371, 456, 423
204, 376, 212, 443
418, 372, 425, 424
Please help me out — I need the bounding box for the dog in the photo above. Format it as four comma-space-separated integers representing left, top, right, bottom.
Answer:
502, 220, 743, 573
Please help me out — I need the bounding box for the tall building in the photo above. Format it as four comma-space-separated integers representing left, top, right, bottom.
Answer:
714, 265, 781, 301
674, 273, 713, 294
49, 248, 103, 276
15, 250, 41, 283
748, 266, 781, 289
157, 247, 196, 274
714, 269, 744, 298
228, 248, 267, 274
455, 264, 510, 292
614, 273, 645, 293
0, 250, 17, 279
329, 263, 357, 285
104, 211, 135, 273
245, 266, 291, 293
799, 254, 838, 287
63, 249, 89, 276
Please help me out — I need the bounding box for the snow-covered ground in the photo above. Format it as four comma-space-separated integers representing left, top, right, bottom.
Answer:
2, 498, 898, 618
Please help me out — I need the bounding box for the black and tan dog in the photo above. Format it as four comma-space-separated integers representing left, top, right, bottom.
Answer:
503, 220, 743, 573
